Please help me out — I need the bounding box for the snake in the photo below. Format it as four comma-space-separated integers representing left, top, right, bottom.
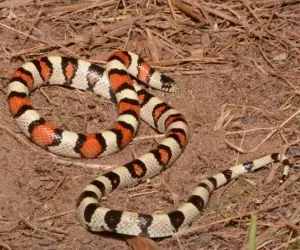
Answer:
7, 51, 293, 238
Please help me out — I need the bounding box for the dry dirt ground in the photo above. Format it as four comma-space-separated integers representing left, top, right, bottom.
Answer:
0, 1, 299, 250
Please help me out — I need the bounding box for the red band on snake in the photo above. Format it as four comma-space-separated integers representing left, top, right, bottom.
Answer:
7, 51, 293, 237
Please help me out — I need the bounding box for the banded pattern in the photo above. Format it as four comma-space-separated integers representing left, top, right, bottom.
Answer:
7, 52, 293, 238
7, 51, 177, 159
77, 151, 292, 237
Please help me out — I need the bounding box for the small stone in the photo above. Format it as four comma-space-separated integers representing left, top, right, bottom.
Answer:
76, 230, 94, 244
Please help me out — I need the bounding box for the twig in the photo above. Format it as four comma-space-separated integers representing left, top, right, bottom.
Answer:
0, 22, 38, 41
129, 190, 160, 198
225, 109, 300, 153
200, 4, 241, 25
273, 235, 300, 250
3, 13, 81, 58
19, 215, 65, 240
46, 176, 66, 200
53, 157, 119, 171
173, 0, 207, 23
284, 220, 300, 232
174, 201, 293, 237
35, 210, 75, 222
146, 28, 160, 62
167, 0, 176, 21
0, 124, 36, 152
279, 171, 300, 190
242, 0, 262, 24
154, 56, 226, 65
133, 134, 164, 141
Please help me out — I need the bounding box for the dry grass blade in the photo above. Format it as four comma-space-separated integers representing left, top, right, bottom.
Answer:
223, 109, 300, 153
248, 214, 257, 250
174, 202, 294, 237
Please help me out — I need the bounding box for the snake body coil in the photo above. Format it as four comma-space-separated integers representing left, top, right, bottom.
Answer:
7, 51, 292, 237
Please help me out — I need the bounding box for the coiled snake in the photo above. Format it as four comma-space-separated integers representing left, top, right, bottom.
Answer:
7, 51, 293, 237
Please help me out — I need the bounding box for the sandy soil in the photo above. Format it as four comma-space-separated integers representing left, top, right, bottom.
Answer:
0, 1, 299, 249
